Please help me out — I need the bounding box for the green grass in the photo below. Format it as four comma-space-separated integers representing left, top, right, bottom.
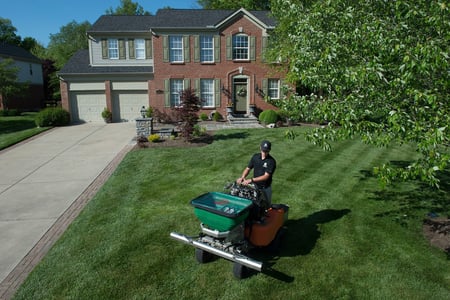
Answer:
14, 127, 450, 299
0, 113, 49, 150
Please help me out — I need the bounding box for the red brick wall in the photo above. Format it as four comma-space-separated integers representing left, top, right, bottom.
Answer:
151, 15, 285, 117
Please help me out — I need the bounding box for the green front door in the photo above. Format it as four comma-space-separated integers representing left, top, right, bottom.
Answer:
234, 81, 247, 113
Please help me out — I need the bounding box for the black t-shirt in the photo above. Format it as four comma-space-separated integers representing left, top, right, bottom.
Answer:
248, 153, 276, 188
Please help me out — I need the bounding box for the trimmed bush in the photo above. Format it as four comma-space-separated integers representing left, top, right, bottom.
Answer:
212, 111, 222, 122
35, 107, 70, 127
148, 134, 161, 142
199, 113, 208, 121
258, 109, 279, 124
0, 109, 20, 116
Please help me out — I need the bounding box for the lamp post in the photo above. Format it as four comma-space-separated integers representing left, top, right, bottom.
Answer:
140, 106, 146, 118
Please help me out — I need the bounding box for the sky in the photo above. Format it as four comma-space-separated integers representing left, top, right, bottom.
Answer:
2, 0, 201, 47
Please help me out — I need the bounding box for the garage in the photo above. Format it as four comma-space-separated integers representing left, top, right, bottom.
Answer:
112, 91, 149, 122
70, 92, 106, 123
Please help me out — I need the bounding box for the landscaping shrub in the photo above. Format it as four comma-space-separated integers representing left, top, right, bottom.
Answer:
199, 113, 208, 121
172, 88, 201, 141
193, 124, 207, 137
35, 107, 70, 127
146, 106, 154, 118
0, 109, 20, 116
258, 109, 279, 124
148, 134, 161, 142
212, 111, 222, 122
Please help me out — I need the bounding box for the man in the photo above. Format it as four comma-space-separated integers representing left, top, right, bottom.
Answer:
237, 140, 276, 205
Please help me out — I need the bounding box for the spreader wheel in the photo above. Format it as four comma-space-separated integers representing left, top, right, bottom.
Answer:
232, 263, 250, 279
195, 248, 214, 263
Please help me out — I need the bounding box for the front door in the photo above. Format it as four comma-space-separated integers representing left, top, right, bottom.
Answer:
233, 78, 248, 114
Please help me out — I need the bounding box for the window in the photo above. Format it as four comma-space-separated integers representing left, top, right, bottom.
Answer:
108, 39, 119, 59
135, 39, 145, 59
200, 36, 214, 62
268, 79, 280, 99
232, 34, 249, 60
170, 79, 184, 106
200, 79, 214, 107
169, 36, 183, 62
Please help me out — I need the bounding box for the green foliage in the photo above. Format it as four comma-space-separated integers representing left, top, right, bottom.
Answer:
145, 106, 153, 118
105, 0, 150, 15
101, 107, 112, 120
0, 17, 21, 45
258, 109, 279, 124
213, 111, 222, 122
0, 109, 19, 116
101, 108, 112, 123
35, 107, 70, 127
192, 124, 207, 137
198, 0, 270, 10
46, 21, 91, 69
199, 112, 208, 121
0, 58, 26, 110
269, 0, 450, 187
148, 134, 160, 143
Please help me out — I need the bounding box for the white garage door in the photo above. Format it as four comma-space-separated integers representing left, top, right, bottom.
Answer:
112, 91, 149, 122
70, 92, 106, 123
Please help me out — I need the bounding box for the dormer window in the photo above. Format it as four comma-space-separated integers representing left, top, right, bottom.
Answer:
232, 34, 249, 60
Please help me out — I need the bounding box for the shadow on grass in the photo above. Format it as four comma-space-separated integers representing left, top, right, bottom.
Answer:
213, 131, 250, 141
280, 209, 352, 257
361, 163, 450, 225
0, 118, 36, 134
252, 209, 351, 282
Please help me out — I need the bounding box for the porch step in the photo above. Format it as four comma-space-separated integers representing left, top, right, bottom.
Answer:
227, 115, 260, 126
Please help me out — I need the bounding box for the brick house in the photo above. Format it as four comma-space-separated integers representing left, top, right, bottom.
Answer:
0, 43, 44, 111
59, 8, 285, 123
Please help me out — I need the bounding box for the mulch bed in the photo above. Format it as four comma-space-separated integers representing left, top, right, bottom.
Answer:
423, 217, 450, 254
134, 132, 214, 149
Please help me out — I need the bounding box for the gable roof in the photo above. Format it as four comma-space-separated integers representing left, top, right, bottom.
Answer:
0, 43, 42, 63
58, 50, 153, 76
88, 8, 276, 33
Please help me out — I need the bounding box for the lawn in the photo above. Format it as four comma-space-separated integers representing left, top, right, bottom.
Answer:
14, 127, 450, 299
0, 113, 49, 150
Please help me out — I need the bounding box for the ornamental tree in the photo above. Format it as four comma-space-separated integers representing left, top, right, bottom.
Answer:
173, 88, 202, 141
268, 0, 450, 187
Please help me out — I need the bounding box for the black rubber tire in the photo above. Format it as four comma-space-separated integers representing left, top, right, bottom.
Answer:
195, 248, 214, 263
232, 263, 249, 279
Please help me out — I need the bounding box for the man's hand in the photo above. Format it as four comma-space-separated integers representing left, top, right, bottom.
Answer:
242, 178, 253, 185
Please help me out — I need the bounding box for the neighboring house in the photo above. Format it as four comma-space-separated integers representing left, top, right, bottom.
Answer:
59, 8, 285, 123
0, 43, 44, 110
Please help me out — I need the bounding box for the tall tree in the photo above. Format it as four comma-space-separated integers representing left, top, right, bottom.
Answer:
0, 18, 21, 46
198, 0, 270, 10
46, 21, 91, 69
106, 0, 150, 15
46, 21, 91, 98
0, 59, 25, 110
268, 0, 450, 187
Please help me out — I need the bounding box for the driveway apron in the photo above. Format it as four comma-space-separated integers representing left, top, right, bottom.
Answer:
0, 123, 135, 285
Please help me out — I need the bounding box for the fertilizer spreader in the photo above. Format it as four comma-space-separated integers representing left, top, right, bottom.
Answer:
170, 182, 289, 279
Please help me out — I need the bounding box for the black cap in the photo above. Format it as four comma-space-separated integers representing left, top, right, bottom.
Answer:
260, 140, 271, 152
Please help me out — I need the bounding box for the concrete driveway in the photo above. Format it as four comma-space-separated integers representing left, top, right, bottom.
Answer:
0, 122, 136, 298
